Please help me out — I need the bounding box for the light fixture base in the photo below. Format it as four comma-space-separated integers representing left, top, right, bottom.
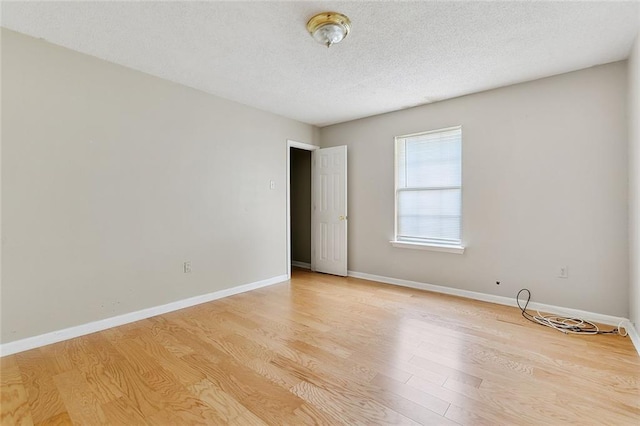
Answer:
306, 12, 351, 48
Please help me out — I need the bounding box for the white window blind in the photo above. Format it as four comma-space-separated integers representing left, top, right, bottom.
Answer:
395, 126, 462, 246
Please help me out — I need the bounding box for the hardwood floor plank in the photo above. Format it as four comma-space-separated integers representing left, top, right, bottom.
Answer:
126, 333, 205, 386
34, 411, 73, 426
147, 316, 227, 362
291, 380, 420, 425
414, 336, 640, 414
221, 301, 354, 359
188, 378, 252, 423
1, 356, 34, 426
288, 339, 378, 382
51, 369, 107, 425
412, 353, 484, 387
370, 373, 451, 417
405, 373, 528, 424
111, 338, 162, 375
272, 351, 453, 425
14, 350, 66, 424
221, 334, 301, 388
146, 320, 197, 358
292, 402, 348, 425
1, 269, 638, 424
366, 375, 458, 425
469, 376, 640, 424
81, 363, 127, 406
231, 410, 269, 425
100, 396, 146, 425
36, 345, 73, 377
144, 404, 225, 425
100, 359, 166, 418
182, 353, 305, 424
444, 402, 521, 426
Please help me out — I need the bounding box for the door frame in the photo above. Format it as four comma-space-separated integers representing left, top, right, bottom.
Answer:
286, 139, 319, 279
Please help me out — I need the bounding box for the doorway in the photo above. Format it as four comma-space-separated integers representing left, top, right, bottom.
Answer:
286, 140, 318, 278
286, 140, 348, 278
290, 147, 312, 269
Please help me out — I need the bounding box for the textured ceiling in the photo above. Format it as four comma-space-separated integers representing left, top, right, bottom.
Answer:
2, 1, 639, 127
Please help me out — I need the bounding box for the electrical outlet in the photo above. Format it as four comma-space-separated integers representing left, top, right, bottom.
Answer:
183, 261, 192, 273
558, 266, 568, 278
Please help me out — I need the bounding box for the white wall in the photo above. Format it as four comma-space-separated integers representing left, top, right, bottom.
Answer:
630, 33, 640, 329
0, 29, 316, 343
320, 62, 629, 317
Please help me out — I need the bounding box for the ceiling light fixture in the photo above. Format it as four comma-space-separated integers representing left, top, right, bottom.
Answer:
306, 12, 351, 48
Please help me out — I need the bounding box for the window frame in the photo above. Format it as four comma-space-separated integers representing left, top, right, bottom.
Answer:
391, 125, 465, 254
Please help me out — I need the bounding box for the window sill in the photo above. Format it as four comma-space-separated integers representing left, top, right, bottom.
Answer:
389, 240, 465, 254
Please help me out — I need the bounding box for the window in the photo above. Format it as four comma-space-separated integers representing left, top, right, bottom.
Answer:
393, 126, 463, 253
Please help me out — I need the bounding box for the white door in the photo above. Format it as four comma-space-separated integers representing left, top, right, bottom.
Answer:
312, 146, 347, 276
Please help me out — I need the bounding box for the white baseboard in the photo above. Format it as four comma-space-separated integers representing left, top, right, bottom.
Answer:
5, 271, 637, 358
625, 321, 640, 356
0, 274, 288, 357
291, 261, 311, 270
347, 270, 631, 329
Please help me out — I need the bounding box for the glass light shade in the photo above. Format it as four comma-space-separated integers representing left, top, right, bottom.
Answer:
313, 23, 346, 47
306, 12, 351, 48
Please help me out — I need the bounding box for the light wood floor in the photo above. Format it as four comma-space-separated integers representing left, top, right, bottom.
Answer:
2, 269, 639, 425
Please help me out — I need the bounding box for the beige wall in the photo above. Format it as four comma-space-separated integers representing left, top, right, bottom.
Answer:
0, 29, 316, 343
630, 33, 640, 329
290, 148, 312, 264
320, 62, 629, 316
